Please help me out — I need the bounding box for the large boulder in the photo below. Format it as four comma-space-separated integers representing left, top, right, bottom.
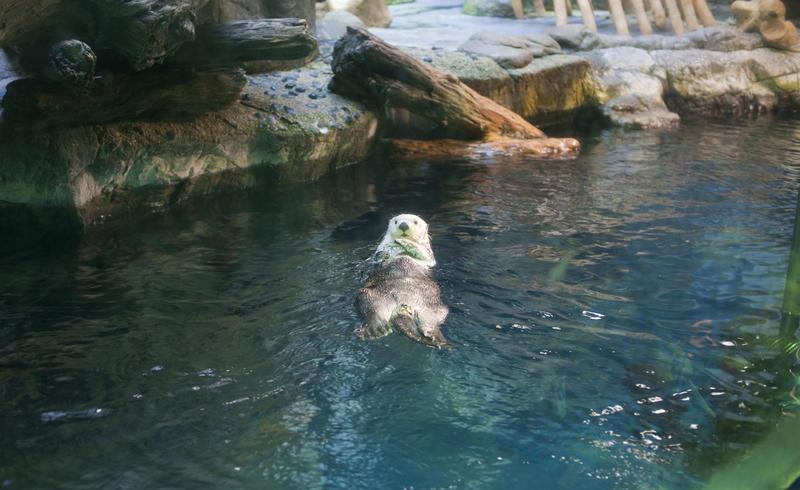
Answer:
578, 47, 679, 128
0, 60, 379, 225
653, 48, 800, 113
458, 31, 561, 69
327, 0, 392, 27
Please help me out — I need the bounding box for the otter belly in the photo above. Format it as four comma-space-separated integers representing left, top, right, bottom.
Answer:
356, 256, 449, 348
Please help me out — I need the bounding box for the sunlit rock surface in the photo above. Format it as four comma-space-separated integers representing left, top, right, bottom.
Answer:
0, 59, 377, 225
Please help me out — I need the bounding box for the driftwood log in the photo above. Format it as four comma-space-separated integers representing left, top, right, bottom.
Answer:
169, 19, 316, 69
329, 27, 579, 159
2, 68, 246, 130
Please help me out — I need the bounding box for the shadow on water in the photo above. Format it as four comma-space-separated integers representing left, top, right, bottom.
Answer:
1, 115, 800, 488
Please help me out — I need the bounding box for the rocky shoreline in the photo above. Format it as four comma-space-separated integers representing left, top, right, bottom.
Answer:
2, 3, 800, 229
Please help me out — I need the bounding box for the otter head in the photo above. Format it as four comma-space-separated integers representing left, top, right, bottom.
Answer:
386, 214, 430, 245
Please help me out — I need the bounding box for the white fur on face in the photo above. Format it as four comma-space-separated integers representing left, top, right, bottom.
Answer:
386, 214, 429, 243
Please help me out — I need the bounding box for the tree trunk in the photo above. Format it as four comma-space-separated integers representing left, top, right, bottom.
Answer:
169, 19, 317, 69
329, 27, 579, 157
2, 67, 245, 130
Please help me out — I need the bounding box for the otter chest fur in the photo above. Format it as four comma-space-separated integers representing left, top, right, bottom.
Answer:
356, 214, 449, 348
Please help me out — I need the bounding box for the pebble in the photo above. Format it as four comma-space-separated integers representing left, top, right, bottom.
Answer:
306, 102, 318, 109
295, 86, 306, 93
283, 106, 297, 116
284, 82, 296, 89
345, 115, 353, 125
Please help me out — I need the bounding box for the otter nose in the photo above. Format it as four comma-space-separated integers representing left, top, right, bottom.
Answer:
398, 222, 409, 232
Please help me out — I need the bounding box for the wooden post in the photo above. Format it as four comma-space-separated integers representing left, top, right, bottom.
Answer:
577, 0, 598, 32
608, 0, 631, 35
648, 0, 668, 30
631, 0, 654, 33
566, 0, 573, 16
511, 0, 524, 19
554, 0, 569, 26
533, 0, 547, 14
664, 0, 685, 34
679, 0, 700, 30
692, 0, 716, 26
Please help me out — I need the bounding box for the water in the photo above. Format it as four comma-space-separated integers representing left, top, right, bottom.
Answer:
2, 117, 800, 489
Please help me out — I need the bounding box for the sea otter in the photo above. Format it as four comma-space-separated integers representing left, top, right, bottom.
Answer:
356, 214, 449, 349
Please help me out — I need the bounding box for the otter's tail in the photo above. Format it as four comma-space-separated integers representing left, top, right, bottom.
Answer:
391, 307, 449, 350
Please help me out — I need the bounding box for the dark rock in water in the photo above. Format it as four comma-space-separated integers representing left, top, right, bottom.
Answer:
285, 81, 297, 88
306, 102, 318, 108
295, 86, 306, 92
47, 40, 96, 87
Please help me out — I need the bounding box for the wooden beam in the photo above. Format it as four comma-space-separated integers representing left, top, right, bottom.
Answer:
169, 19, 317, 69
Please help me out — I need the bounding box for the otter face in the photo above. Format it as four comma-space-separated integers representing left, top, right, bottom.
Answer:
387, 214, 429, 244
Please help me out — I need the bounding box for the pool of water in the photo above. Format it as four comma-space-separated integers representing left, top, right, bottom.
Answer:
2, 117, 800, 488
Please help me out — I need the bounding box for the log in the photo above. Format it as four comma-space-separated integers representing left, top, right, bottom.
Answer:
168, 19, 317, 69
608, 0, 631, 35
328, 27, 579, 157
648, 0, 668, 30
2, 68, 245, 130
664, 0, 686, 34
511, 0, 524, 19
577, 0, 598, 32
692, 0, 716, 26
631, 0, 654, 33
554, 0, 569, 26
88, 0, 206, 70
679, 0, 701, 30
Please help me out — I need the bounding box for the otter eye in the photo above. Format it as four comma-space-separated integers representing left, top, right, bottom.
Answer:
414, 220, 418, 225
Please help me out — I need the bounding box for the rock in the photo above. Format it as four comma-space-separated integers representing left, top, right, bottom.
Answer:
46, 40, 96, 87
597, 26, 764, 52
578, 47, 679, 128
546, 24, 601, 51
0, 59, 379, 225
653, 48, 800, 113
317, 10, 367, 42
458, 31, 561, 69
462, 0, 517, 18
328, 0, 392, 27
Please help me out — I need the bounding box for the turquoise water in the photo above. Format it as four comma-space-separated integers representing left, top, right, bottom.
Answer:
2, 117, 800, 488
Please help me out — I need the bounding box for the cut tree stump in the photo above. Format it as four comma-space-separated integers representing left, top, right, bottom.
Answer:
328, 27, 579, 159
